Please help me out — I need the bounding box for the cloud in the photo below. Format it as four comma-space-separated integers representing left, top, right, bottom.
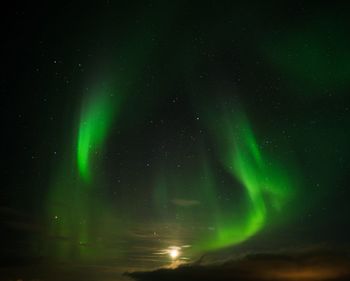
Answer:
126, 250, 350, 281
0, 206, 44, 233
0, 263, 129, 281
171, 198, 200, 207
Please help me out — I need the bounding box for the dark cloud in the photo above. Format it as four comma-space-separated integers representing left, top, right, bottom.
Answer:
0, 263, 130, 281
126, 250, 350, 281
0, 206, 44, 233
171, 198, 201, 207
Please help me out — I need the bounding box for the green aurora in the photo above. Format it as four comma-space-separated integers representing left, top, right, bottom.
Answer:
77, 86, 119, 183
142, 106, 297, 254
261, 15, 350, 96
3, 3, 350, 281
190, 110, 296, 252
39, 2, 349, 268
45, 79, 126, 261
47, 89, 297, 261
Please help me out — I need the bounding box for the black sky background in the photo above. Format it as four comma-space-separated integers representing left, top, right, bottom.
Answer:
1, 1, 350, 281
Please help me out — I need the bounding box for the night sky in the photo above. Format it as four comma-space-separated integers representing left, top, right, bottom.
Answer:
1, 2, 350, 281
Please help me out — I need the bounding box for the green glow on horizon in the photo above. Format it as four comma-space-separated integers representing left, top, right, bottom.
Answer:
77, 89, 118, 182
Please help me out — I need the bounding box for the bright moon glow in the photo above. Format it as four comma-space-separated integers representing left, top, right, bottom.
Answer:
169, 248, 179, 259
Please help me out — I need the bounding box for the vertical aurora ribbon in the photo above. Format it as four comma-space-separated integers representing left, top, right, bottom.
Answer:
45, 84, 121, 261
194, 110, 295, 252
77, 86, 119, 183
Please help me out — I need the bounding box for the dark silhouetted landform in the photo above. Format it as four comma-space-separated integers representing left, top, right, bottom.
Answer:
127, 251, 350, 281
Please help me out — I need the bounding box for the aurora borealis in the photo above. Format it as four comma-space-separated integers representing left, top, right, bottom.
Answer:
77, 89, 117, 183
192, 110, 296, 252
2, 2, 350, 281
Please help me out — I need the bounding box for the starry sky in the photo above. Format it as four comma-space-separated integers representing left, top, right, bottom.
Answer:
1, 1, 350, 281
